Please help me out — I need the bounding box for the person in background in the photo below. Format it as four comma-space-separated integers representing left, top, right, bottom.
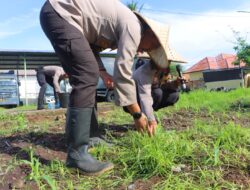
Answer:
132, 57, 186, 136
36, 65, 67, 110
39, 0, 184, 175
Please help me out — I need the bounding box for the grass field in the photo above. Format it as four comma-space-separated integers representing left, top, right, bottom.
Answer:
0, 88, 249, 189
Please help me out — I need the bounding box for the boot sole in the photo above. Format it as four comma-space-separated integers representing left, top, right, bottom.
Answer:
67, 164, 114, 176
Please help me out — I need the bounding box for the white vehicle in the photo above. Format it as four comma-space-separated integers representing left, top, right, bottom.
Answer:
96, 56, 115, 102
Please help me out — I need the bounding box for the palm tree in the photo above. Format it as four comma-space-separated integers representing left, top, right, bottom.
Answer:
126, 0, 144, 12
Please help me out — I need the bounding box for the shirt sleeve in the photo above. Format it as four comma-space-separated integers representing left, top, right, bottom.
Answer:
113, 20, 142, 106
133, 62, 156, 121
137, 81, 155, 121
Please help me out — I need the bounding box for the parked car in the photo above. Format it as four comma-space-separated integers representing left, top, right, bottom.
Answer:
96, 54, 147, 102
96, 56, 115, 102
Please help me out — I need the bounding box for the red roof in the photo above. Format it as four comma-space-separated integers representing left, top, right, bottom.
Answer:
185, 54, 245, 73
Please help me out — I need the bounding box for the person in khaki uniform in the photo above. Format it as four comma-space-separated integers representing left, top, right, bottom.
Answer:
40, 0, 177, 175
36, 66, 66, 110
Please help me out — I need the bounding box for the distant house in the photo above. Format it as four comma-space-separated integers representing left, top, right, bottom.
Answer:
184, 54, 246, 89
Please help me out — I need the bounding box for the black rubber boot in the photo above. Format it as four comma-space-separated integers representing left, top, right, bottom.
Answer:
65, 107, 113, 175
90, 107, 101, 138
89, 107, 112, 148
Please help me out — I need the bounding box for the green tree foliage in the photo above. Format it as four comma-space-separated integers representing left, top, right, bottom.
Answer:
126, 0, 144, 12
169, 63, 183, 77
233, 31, 250, 66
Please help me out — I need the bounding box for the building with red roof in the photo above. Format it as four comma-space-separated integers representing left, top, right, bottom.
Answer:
183, 53, 246, 89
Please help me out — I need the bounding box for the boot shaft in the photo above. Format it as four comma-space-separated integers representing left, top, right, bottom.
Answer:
66, 107, 93, 148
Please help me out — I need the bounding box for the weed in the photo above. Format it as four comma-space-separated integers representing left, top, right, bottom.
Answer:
21, 148, 58, 190
1, 88, 249, 189
0, 113, 27, 135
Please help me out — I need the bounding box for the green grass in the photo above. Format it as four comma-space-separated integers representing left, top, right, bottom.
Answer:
1, 88, 250, 189
0, 104, 36, 112
175, 88, 250, 112
0, 113, 28, 135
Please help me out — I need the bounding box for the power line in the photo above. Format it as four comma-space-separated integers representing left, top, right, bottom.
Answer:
141, 8, 250, 18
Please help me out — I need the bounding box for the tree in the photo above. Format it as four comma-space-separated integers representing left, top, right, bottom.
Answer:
169, 63, 178, 76
233, 30, 250, 66
126, 0, 144, 12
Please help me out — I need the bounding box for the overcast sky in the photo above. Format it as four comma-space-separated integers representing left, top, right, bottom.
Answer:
0, 0, 250, 68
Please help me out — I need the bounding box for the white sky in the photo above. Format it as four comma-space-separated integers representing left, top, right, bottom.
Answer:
141, 2, 250, 68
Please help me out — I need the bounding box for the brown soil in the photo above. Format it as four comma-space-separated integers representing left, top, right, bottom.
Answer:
162, 108, 250, 131
117, 176, 163, 190
223, 167, 250, 188
0, 106, 249, 189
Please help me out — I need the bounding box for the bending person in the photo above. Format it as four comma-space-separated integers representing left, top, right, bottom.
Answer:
39, 0, 184, 175
36, 65, 67, 110
132, 60, 185, 136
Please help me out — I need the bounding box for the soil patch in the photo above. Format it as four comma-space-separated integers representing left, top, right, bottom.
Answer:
0, 165, 38, 190
223, 167, 250, 188
0, 106, 249, 189
25, 109, 66, 125
162, 108, 250, 131
117, 176, 162, 190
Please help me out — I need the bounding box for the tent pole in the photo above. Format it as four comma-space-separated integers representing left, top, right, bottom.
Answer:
16, 62, 21, 106
23, 56, 28, 106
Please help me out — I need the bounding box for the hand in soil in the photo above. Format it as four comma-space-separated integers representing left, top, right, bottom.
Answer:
148, 120, 157, 137
134, 113, 150, 135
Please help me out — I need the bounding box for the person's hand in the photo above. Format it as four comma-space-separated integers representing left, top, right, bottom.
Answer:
100, 70, 114, 89
134, 113, 148, 134
148, 120, 157, 137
